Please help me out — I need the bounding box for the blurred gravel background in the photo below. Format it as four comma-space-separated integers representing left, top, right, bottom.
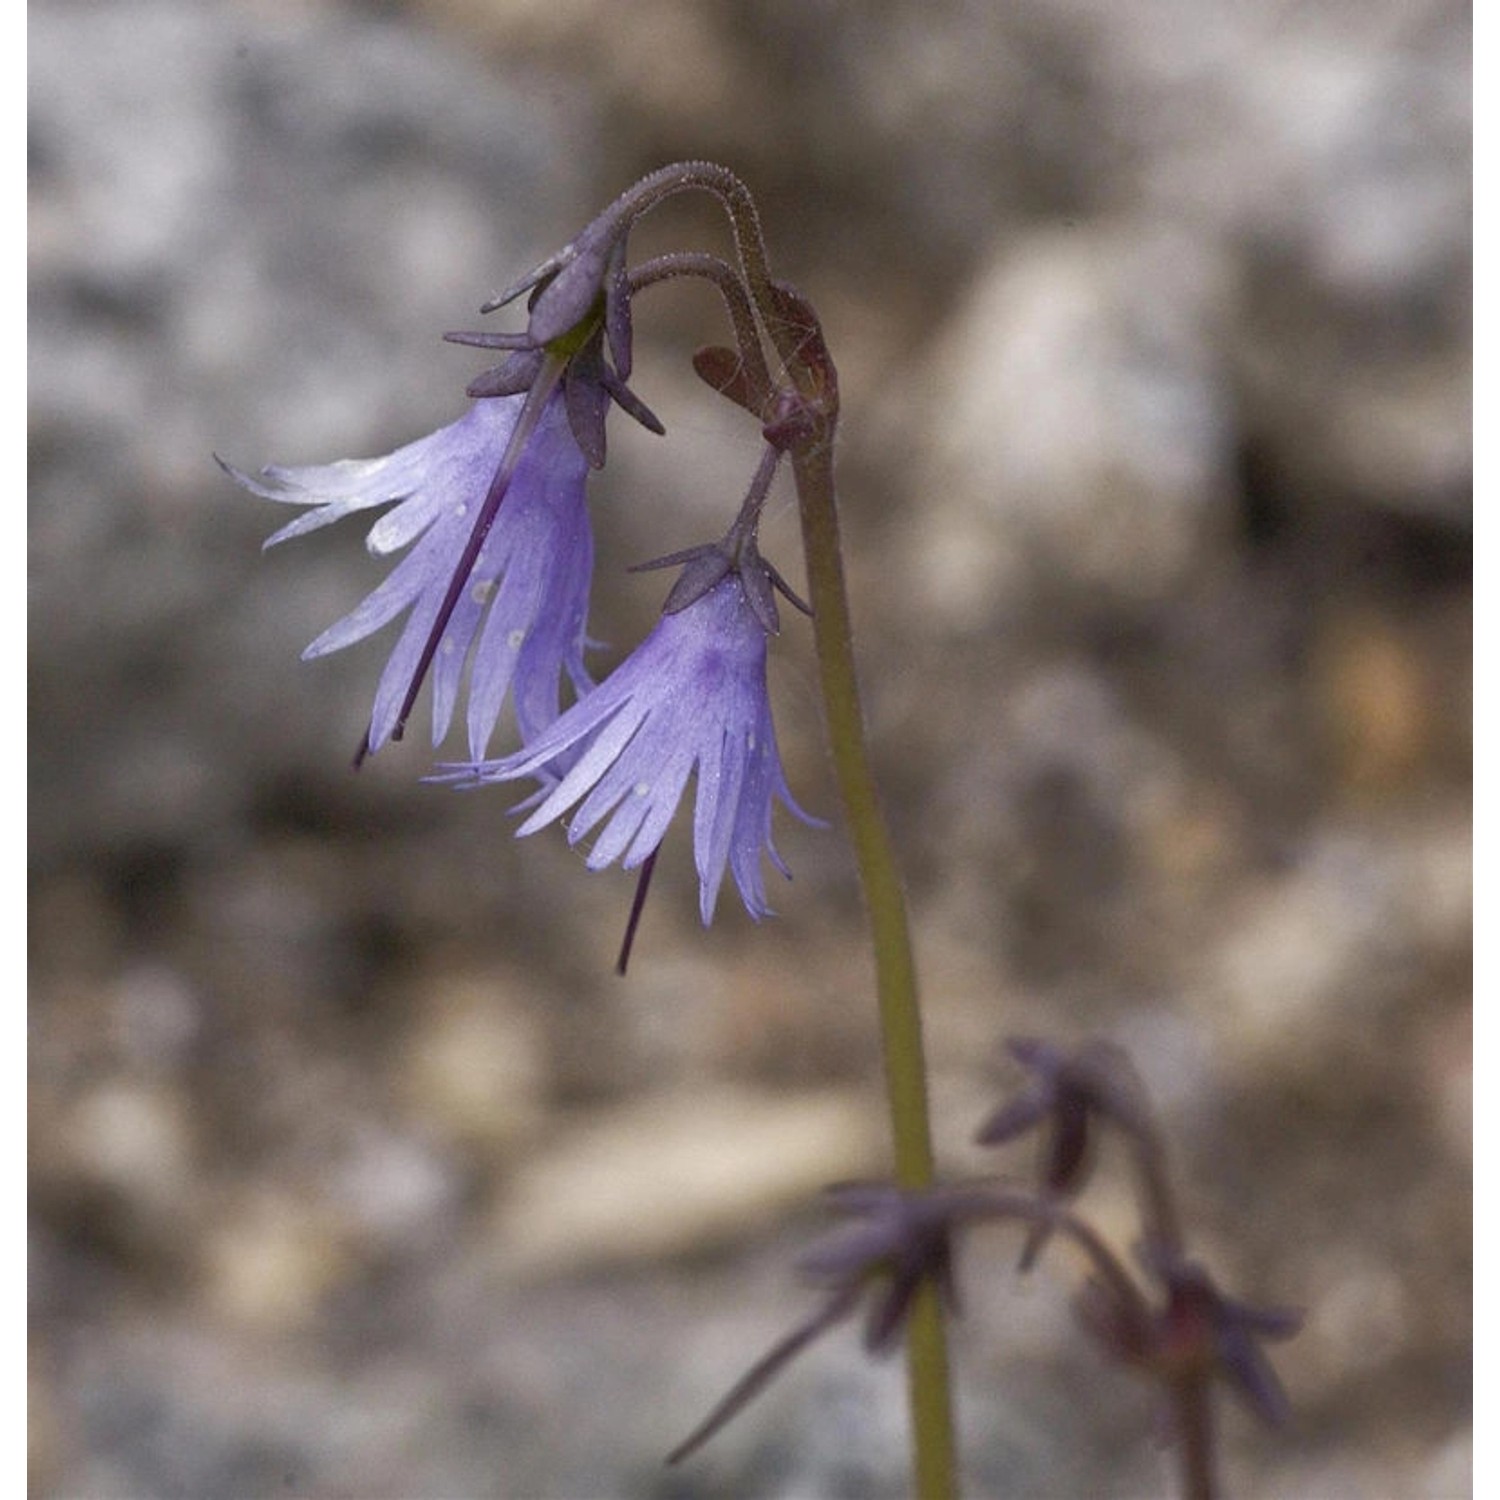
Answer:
30, 0, 1471, 1495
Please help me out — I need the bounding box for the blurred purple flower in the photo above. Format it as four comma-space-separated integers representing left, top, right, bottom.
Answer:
445, 565, 817, 923
977, 1037, 1150, 1186
668, 1184, 994, 1465
223, 390, 592, 759
1077, 1246, 1303, 1429
976, 1036, 1153, 1268
796, 1183, 979, 1354
1149, 1251, 1303, 1428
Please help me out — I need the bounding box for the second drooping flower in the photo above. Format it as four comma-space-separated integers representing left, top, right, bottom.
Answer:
444, 525, 819, 926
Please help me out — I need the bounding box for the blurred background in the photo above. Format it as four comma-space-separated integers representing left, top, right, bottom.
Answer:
29, 0, 1470, 1495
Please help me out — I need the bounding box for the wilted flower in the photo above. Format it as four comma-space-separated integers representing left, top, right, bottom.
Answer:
976, 1037, 1153, 1268
668, 1184, 993, 1465
1148, 1250, 1303, 1428
1077, 1245, 1302, 1429
443, 554, 817, 924
222, 388, 593, 760
977, 1037, 1150, 1184
795, 1183, 980, 1353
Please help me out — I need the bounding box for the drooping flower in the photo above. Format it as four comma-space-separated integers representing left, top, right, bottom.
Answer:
976, 1036, 1154, 1269
443, 558, 817, 924
1077, 1244, 1303, 1429
222, 388, 594, 760
794, 1183, 976, 1354
667, 1183, 996, 1465
977, 1037, 1151, 1193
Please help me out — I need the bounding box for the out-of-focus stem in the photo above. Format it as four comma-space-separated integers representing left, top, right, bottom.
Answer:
1174, 1376, 1218, 1500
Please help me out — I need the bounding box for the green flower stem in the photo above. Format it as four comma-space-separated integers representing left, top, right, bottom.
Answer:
790, 439, 958, 1500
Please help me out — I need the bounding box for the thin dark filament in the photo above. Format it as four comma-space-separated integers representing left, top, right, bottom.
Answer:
389, 357, 565, 746
615, 847, 659, 976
